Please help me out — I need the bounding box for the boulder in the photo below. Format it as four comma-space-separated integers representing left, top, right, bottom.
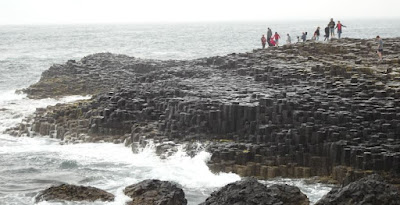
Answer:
34, 184, 115, 203
123, 179, 187, 205
315, 174, 400, 205
200, 178, 309, 205
267, 184, 310, 205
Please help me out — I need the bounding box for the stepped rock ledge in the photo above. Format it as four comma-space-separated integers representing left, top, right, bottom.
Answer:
7, 38, 400, 193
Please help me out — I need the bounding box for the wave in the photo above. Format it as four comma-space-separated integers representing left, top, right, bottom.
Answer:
0, 91, 91, 133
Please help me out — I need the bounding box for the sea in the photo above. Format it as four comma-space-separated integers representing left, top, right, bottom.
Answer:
1, 19, 400, 205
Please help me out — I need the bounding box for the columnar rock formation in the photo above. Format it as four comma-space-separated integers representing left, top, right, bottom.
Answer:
8, 38, 400, 185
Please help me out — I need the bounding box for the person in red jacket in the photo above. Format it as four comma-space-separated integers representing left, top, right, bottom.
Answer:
261, 35, 267, 49
335, 21, 346, 39
274, 32, 281, 46
270, 37, 276, 46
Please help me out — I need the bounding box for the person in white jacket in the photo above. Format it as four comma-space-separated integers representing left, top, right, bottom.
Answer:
286, 34, 291, 45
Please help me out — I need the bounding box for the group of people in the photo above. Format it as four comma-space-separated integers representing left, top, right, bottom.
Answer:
261, 18, 383, 61
304, 18, 347, 42
261, 28, 281, 48
261, 18, 385, 61
321, 18, 346, 40
261, 18, 347, 48
307, 18, 347, 42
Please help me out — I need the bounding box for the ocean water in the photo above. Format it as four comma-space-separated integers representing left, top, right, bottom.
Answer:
1, 20, 399, 205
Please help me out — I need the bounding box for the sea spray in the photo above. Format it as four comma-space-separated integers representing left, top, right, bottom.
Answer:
1, 130, 333, 205
0, 92, 91, 133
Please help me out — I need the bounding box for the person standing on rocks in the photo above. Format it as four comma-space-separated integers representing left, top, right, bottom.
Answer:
274, 32, 281, 46
336, 21, 346, 39
267, 28, 273, 46
328, 18, 336, 38
313, 27, 320, 41
301, 32, 307, 42
261, 35, 267, 49
376, 36, 383, 61
286, 34, 292, 45
324, 26, 330, 41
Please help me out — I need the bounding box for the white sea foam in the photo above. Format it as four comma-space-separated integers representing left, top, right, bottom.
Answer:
0, 91, 91, 132
263, 178, 333, 204
1, 130, 332, 205
1, 134, 241, 205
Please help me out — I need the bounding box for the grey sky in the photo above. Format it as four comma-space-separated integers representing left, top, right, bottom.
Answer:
0, 0, 399, 25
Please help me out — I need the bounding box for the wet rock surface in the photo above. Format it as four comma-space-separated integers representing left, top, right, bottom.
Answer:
123, 179, 187, 205
267, 184, 310, 205
200, 177, 309, 205
8, 38, 400, 186
34, 184, 115, 203
315, 174, 400, 205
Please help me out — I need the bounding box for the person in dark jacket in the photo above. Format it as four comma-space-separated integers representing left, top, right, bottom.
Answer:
313, 27, 320, 41
324, 26, 330, 41
267, 28, 273, 46
328, 18, 335, 37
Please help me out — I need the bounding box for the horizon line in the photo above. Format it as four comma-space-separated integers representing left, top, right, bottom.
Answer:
1, 17, 400, 26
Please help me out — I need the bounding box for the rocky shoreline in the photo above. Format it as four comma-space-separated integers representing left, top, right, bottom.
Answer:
5, 38, 400, 202
35, 176, 400, 204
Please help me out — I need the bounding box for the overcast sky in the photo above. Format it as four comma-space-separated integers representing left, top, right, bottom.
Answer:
0, 0, 399, 25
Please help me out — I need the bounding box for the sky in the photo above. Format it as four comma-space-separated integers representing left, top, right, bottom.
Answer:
0, 0, 399, 25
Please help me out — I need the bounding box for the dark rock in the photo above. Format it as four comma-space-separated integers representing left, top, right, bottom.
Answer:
34, 184, 115, 203
200, 178, 309, 205
267, 184, 310, 205
123, 179, 187, 205
315, 174, 400, 205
